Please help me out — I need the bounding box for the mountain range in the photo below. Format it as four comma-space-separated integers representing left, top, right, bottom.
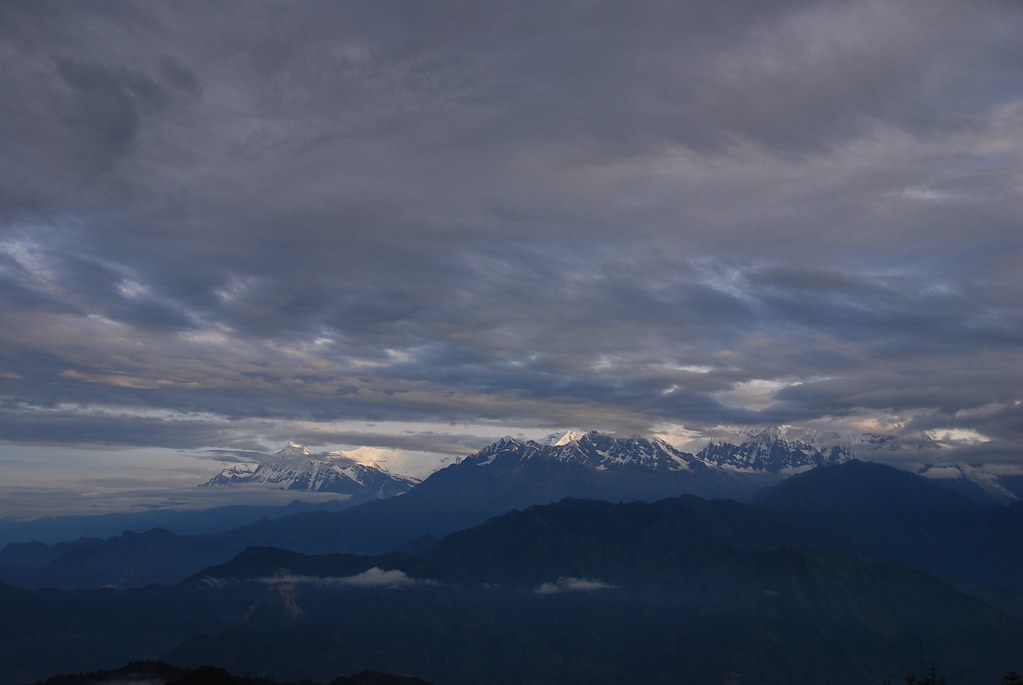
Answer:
204, 431, 782, 557
192, 460, 1023, 596
0, 460, 1019, 685
201, 428, 1019, 503
1, 426, 1009, 552
2, 430, 1018, 592
697, 425, 853, 472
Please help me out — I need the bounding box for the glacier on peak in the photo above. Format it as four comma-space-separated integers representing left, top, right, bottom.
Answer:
541, 430, 588, 447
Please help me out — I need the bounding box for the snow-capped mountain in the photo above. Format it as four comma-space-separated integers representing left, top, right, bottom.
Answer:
694, 426, 957, 472
195, 430, 1020, 558
201, 443, 419, 498
540, 430, 587, 446
692, 427, 1015, 502
201, 430, 1018, 511
446, 431, 769, 504
275, 442, 315, 459
697, 427, 852, 473
475, 431, 700, 472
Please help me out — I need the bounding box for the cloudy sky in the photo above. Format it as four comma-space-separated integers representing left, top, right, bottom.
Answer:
1, 0, 1021, 515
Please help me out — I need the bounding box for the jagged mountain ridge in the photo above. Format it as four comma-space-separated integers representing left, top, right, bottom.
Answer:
198, 427, 1014, 509
212, 432, 772, 556
469, 432, 699, 471
200, 428, 945, 489
697, 431, 852, 472
460, 428, 1013, 504
467, 428, 948, 474
693, 425, 948, 471
697, 427, 1015, 501
201, 443, 418, 498
448, 431, 765, 505
0, 434, 1013, 590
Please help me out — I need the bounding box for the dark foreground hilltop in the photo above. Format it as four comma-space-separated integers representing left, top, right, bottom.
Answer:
32, 661, 434, 685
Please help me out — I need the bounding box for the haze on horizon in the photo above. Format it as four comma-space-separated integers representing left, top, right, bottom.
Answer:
1, 0, 1022, 516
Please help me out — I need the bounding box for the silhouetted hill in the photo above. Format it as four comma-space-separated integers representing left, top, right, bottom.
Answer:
171, 494, 1023, 685
198, 466, 1023, 596
755, 460, 1023, 591
7, 458, 1018, 597
0, 499, 356, 547
0, 528, 240, 589
3, 485, 1021, 685
185, 495, 828, 588
165, 564, 1022, 685
754, 459, 979, 514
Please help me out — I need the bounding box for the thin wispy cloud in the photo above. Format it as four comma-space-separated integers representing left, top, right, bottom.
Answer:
256, 568, 433, 590
536, 577, 619, 594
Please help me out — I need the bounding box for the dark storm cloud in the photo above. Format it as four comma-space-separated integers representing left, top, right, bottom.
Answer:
53, 57, 174, 169
746, 266, 1023, 351
200, 449, 269, 465
0, 0, 1021, 465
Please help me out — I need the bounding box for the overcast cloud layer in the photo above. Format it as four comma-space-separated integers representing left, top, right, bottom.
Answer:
1, 0, 1022, 506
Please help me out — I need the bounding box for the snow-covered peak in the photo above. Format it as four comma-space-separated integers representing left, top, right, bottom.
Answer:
208, 462, 258, 480
461, 436, 538, 467
463, 431, 698, 472
747, 425, 785, 443
200, 445, 418, 496
698, 431, 851, 473
276, 442, 313, 458
541, 430, 587, 447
